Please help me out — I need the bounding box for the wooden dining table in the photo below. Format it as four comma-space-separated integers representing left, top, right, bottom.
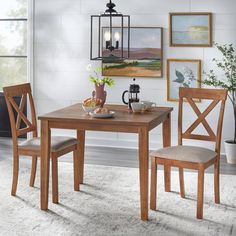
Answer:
38, 103, 173, 221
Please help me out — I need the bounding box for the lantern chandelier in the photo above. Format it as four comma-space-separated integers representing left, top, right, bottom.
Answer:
90, 0, 130, 61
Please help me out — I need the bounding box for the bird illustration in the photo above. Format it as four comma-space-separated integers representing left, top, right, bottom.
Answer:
183, 82, 189, 87
173, 70, 185, 84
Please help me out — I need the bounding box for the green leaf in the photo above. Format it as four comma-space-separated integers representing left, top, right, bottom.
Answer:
88, 66, 115, 87
203, 42, 236, 97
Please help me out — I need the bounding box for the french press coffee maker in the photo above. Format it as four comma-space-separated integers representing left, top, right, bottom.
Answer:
122, 78, 140, 109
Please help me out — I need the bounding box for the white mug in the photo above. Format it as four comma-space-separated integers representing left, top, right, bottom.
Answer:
131, 102, 147, 113
141, 101, 156, 110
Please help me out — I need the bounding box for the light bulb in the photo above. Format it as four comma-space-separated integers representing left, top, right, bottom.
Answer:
114, 32, 120, 41
104, 31, 111, 41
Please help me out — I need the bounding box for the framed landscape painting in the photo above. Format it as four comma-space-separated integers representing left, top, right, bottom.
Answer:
169, 12, 212, 47
167, 59, 201, 101
102, 27, 163, 78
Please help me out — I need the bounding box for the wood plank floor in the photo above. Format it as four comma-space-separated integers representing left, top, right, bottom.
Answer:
1, 137, 236, 175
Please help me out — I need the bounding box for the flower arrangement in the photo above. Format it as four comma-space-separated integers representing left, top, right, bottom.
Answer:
86, 64, 115, 87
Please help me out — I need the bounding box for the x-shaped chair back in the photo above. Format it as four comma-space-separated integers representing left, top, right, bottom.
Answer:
3, 83, 37, 146
178, 87, 227, 155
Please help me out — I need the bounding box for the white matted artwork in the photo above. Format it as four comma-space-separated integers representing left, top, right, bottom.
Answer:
167, 59, 201, 101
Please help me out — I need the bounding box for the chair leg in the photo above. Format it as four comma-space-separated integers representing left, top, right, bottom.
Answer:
51, 154, 59, 204
11, 153, 19, 196
73, 149, 80, 191
214, 159, 220, 204
29, 155, 37, 187
150, 157, 157, 210
164, 165, 171, 192
197, 168, 205, 219
179, 168, 185, 198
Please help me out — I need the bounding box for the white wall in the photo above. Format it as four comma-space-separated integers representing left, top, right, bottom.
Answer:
33, 0, 235, 152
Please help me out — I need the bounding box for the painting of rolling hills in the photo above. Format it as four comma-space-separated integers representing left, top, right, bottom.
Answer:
102, 27, 163, 78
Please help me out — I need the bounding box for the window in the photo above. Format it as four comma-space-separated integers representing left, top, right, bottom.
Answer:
0, 0, 28, 91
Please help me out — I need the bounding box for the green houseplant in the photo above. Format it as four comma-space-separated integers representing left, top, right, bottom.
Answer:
203, 43, 236, 164
87, 64, 115, 107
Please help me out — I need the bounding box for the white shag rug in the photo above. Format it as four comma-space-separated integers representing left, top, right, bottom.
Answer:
0, 158, 235, 236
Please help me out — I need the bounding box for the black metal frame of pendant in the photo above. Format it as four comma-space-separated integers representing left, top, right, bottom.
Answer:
90, 0, 130, 61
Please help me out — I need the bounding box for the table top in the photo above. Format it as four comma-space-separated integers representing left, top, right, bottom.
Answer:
38, 103, 173, 128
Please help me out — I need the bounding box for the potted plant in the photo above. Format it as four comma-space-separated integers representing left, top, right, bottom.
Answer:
86, 64, 115, 107
203, 43, 236, 164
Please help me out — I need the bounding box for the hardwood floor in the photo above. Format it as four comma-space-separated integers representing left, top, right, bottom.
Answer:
1, 137, 236, 175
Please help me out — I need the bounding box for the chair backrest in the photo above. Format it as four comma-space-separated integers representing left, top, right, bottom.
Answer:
3, 83, 37, 145
178, 87, 227, 155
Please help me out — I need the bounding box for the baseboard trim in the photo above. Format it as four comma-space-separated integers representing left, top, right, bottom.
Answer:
85, 137, 163, 151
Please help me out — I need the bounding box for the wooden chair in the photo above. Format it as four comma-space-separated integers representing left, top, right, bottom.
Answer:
150, 87, 227, 219
3, 83, 80, 203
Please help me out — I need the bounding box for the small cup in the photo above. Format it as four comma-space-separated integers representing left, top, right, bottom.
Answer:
141, 101, 156, 110
131, 102, 147, 113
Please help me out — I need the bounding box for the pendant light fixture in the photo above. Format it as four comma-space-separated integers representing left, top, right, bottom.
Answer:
90, 0, 130, 61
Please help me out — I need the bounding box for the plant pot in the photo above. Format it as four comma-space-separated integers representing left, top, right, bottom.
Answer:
224, 140, 236, 164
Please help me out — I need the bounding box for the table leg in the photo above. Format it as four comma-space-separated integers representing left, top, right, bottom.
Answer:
163, 113, 171, 192
40, 120, 51, 210
138, 127, 149, 221
77, 130, 85, 184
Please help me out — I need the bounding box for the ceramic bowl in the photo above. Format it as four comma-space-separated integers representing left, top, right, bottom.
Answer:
82, 104, 100, 114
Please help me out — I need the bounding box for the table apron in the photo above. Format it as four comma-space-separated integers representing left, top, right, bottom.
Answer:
48, 120, 150, 133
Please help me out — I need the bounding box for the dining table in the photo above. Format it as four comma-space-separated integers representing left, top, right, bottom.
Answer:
38, 103, 173, 221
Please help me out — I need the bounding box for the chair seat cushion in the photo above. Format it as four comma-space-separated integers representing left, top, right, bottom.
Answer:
150, 145, 217, 163
18, 136, 78, 152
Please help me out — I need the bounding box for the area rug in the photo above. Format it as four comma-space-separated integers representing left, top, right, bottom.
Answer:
0, 158, 235, 236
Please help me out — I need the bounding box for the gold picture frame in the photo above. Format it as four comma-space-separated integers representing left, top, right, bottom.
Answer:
169, 12, 212, 47
167, 59, 201, 102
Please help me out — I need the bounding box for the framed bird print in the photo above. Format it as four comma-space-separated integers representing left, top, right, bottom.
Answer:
167, 59, 201, 101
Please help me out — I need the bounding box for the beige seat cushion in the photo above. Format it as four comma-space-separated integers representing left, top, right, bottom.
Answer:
18, 136, 78, 152
150, 145, 217, 163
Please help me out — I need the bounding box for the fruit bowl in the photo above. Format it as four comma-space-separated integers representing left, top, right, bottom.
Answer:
82, 104, 100, 114
82, 97, 102, 114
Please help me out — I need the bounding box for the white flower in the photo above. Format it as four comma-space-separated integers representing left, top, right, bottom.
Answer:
86, 64, 92, 72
